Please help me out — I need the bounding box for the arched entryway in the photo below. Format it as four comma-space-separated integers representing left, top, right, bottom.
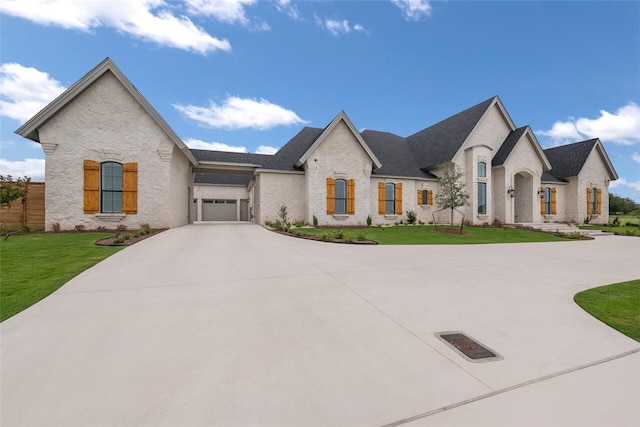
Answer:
514, 172, 534, 223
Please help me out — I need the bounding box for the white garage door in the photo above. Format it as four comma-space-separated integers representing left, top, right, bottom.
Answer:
202, 199, 237, 221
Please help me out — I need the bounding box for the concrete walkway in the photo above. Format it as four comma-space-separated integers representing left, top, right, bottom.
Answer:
2, 224, 639, 426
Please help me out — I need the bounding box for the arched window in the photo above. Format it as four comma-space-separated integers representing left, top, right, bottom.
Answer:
101, 162, 123, 213
477, 162, 486, 178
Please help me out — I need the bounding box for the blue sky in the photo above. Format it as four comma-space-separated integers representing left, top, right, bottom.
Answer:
1, 0, 639, 201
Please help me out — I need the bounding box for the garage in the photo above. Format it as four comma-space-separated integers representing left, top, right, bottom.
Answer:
202, 199, 237, 221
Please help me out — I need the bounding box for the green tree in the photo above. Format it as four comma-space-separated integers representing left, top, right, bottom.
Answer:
435, 163, 470, 225
609, 193, 639, 215
1, 175, 31, 237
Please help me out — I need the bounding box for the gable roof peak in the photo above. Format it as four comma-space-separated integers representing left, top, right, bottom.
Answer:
296, 111, 382, 169
15, 57, 198, 166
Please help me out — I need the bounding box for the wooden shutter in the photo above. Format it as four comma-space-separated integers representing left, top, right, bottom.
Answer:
395, 183, 403, 215
586, 188, 592, 215
122, 162, 138, 214
326, 178, 335, 215
83, 160, 99, 214
596, 188, 602, 214
540, 187, 545, 215
347, 179, 355, 215
427, 190, 433, 206
551, 187, 557, 214
417, 189, 423, 205
378, 182, 385, 215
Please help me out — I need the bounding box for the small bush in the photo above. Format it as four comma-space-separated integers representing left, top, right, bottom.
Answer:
406, 210, 417, 225
625, 221, 639, 227
344, 233, 354, 243
312, 214, 318, 227
356, 231, 367, 241
366, 215, 372, 227
74, 224, 85, 232
278, 204, 288, 224
612, 216, 620, 226
116, 224, 127, 232
293, 219, 307, 228
51, 222, 61, 232
334, 229, 344, 240
321, 232, 331, 241
584, 215, 592, 224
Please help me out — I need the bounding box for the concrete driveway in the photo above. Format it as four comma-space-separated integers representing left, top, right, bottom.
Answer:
2, 224, 639, 426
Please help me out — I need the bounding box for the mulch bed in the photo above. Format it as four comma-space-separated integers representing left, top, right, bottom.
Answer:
435, 227, 467, 235
272, 229, 378, 245
95, 229, 166, 246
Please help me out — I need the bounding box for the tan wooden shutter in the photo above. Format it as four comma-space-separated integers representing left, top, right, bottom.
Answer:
395, 183, 403, 215
596, 188, 602, 214
540, 187, 545, 215
122, 162, 138, 214
326, 178, 335, 215
586, 188, 592, 215
347, 179, 355, 215
417, 189, 423, 205
83, 160, 99, 214
427, 190, 433, 206
378, 182, 385, 215
551, 187, 557, 215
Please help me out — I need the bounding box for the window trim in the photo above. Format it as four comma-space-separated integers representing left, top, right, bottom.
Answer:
385, 182, 395, 215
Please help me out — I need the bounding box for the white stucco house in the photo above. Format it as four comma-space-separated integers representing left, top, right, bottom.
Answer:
16, 58, 618, 231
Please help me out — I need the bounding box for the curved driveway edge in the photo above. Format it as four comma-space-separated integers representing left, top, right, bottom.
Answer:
2, 224, 639, 426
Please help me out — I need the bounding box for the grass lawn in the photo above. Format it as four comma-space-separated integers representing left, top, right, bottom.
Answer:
292, 225, 570, 245
580, 215, 640, 236
575, 280, 640, 342
0, 233, 124, 322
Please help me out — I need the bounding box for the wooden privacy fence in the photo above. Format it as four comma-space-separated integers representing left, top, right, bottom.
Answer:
0, 182, 45, 229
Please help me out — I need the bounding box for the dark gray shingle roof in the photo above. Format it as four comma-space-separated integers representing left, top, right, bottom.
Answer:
492, 127, 528, 166
361, 130, 437, 178
543, 139, 598, 179
407, 97, 496, 169
541, 171, 566, 183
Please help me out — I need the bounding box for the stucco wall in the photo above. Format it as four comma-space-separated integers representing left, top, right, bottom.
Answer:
575, 148, 612, 224
256, 172, 305, 224
499, 133, 544, 224
169, 147, 192, 227
38, 71, 185, 231
463, 104, 513, 154
304, 120, 373, 226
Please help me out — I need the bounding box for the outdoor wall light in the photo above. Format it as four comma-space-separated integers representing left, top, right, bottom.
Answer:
507, 187, 515, 198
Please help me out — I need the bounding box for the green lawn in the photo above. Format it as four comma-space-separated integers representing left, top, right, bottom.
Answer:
0, 233, 124, 322
580, 215, 640, 236
575, 280, 640, 341
292, 225, 570, 245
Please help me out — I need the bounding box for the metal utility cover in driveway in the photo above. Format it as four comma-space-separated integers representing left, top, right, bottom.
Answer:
437, 331, 503, 362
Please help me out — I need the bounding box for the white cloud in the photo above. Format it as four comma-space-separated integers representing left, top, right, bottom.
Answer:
184, 138, 247, 152
314, 15, 367, 36
0, 0, 231, 54
391, 0, 432, 21
0, 158, 45, 181
275, 0, 301, 20
609, 178, 640, 192
185, 0, 269, 31
255, 145, 278, 155
0, 63, 67, 123
539, 102, 640, 146
632, 152, 640, 165
174, 96, 307, 130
